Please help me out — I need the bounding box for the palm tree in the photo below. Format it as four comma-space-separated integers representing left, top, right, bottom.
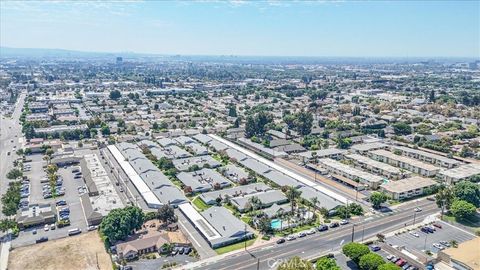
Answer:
276, 208, 285, 231
286, 186, 302, 216
310, 197, 319, 222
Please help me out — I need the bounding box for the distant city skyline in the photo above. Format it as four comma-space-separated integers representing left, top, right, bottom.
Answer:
1, 1, 479, 58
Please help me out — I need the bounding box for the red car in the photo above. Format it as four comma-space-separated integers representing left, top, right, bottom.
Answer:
433, 223, 442, 229
396, 259, 406, 266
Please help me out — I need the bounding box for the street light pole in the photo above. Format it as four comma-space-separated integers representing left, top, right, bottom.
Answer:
413, 211, 417, 226
361, 226, 365, 242
244, 224, 247, 251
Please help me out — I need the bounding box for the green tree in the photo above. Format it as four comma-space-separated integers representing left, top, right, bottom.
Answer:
342, 242, 370, 262
316, 257, 341, 270
450, 200, 477, 220
109, 90, 121, 100
453, 181, 480, 207
228, 105, 237, 117
392, 122, 412, 135
359, 253, 385, 270
157, 204, 176, 224
277, 256, 313, 270
294, 111, 313, 136
258, 216, 272, 234
99, 206, 144, 243
245, 111, 273, 138
369, 192, 388, 209
0, 219, 17, 232
6, 169, 22, 180
377, 263, 401, 270
435, 186, 454, 210
286, 186, 302, 216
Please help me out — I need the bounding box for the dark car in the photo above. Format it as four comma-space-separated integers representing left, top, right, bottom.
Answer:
329, 222, 339, 228
178, 247, 185, 255
370, 245, 381, 252
421, 227, 431, 233
318, 225, 329, 232
184, 247, 192, 255
36, 237, 48, 244
276, 238, 286, 244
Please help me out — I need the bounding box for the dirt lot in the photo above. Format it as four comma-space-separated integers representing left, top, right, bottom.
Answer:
8, 231, 112, 270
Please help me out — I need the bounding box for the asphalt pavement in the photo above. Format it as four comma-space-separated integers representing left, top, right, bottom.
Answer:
186, 200, 439, 270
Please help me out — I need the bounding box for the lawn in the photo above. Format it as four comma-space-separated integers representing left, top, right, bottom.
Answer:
274, 222, 320, 236
442, 214, 480, 228
192, 197, 210, 211
214, 237, 257, 255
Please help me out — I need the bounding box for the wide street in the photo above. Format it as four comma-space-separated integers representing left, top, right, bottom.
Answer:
187, 199, 439, 270
0, 92, 26, 219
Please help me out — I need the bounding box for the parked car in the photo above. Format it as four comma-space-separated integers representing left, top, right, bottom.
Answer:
386, 255, 394, 261
178, 247, 185, 255
50, 224, 56, 230
402, 264, 411, 270
56, 200, 67, 206
340, 219, 349, 225
433, 243, 445, 250
286, 235, 296, 241
396, 259, 406, 266
414, 207, 422, 212
170, 249, 178, 256
439, 241, 450, 247
36, 237, 48, 244
298, 232, 306, 238
306, 229, 316, 235
329, 222, 339, 228
317, 225, 328, 232
409, 231, 419, 237
276, 238, 286, 244
433, 223, 442, 229
32, 229, 37, 235
88, 225, 98, 231
370, 245, 381, 252
184, 247, 192, 255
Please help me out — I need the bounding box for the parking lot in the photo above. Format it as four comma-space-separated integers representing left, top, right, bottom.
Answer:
387, 221, 476, 254
13, 154, 88, 248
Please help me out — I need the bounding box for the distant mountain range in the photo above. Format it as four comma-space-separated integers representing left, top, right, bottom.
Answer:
1, 46, 477, 64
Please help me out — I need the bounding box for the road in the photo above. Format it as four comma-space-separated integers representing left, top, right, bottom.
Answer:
0, 92, 26, 219
185, 200, 439, 270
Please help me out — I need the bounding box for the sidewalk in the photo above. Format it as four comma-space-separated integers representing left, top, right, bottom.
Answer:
0, 233, 11, 270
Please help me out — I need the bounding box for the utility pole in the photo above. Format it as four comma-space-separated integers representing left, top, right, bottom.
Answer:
361, 226, 365, 242
256, 258, 260, 270
423, 233, 428, 250
244, 224, 247, 251
413, 211, 417, 226
351, 224, 355, 242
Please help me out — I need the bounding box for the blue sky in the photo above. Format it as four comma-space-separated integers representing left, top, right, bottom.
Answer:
1, 1, 479, 57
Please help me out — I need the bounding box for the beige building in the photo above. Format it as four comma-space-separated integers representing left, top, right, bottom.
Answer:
380, 176, 437, 200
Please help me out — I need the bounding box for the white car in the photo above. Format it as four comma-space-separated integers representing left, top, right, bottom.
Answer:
44, 224, 49, 231
409, 231, 419, 237
433, 243, 445, 250
414, 207, 422, 212
306, 228, 316, 235
340, 219, 349, 225
286, 235, 296, 241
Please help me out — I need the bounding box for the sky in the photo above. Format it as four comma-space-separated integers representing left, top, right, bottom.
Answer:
0, 0, 479, 58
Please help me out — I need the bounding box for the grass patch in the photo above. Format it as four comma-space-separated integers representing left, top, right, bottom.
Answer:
241, 216, 252, 224
214, 237, 257, 255
274, 222, 319, 237
192, 197, 210, 211
442, 214, 480, 228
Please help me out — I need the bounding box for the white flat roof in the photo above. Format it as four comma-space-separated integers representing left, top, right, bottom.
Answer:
178, 203, 221, 241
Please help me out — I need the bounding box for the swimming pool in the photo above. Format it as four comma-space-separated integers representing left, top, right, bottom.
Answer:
271, 219, 283, 230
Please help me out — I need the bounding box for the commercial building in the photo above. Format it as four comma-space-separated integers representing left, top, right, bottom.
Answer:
369, 149, 440, 177
345, 154, 410, 180
34, 124, 88, 135
390, 145, 462, 168
16, 203, 56, 229
380, 176, 437, 200
438, 237, 480, 270
438, 163, 480, 184
317, 158, 384, 189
